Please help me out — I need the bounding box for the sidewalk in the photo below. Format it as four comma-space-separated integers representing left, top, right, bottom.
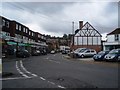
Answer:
0, 59, 1, 73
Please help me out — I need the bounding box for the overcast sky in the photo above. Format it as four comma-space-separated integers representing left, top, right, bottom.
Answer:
1, 0, 119, 40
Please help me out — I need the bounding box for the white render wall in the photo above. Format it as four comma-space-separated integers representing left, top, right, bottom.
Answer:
107, 35, 114, 42
74, 36, 101, 45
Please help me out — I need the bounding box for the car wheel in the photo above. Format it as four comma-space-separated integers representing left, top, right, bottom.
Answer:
81, 54, 84, 58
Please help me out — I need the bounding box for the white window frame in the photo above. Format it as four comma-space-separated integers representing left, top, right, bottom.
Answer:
115, 34, 119, 41
16, 24, 19, 30
19, 25, 21, 31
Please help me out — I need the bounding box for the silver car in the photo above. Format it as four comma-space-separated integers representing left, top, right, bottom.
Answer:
76, 49, 97, 58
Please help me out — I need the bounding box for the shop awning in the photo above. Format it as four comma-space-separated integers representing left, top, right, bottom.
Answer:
7, 41, 17, 45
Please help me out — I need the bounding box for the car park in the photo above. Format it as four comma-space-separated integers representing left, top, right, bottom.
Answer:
104, 49, 120, 62
93, 50, 109, 61
16, 50, 30, 58
75, 49, 97, 58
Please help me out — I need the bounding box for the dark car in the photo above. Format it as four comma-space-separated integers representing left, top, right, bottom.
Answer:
16, 50, 30, 58
93, 50, 109, 61
31, 50, 41, 56
104, 49, 120, 62
40, 49, 47, 55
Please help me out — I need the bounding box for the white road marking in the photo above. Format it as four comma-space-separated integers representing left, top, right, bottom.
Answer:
47, 81, 55, 85
57, 85, 66, 89
0, 77, 33, 81
40, 77, 46, 80
49, 60, 60, 64
16, 61, 30, 78
53, 55, 56, 56
20, 60, 38, 77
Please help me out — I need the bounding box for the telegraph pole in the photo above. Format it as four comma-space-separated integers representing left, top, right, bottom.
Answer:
72, 21, 74, 34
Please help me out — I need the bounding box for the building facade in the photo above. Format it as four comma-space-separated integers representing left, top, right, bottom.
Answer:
103, 28, 120, 50
72, 21, 102, 52
0, 16, 47, 56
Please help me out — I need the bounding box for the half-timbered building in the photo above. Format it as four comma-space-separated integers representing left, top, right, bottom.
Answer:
73, 21, 102, 52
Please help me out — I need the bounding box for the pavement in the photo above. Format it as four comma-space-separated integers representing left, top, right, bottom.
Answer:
2, 53, 119, 88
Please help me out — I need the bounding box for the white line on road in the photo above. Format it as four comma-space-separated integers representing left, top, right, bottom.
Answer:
47, 81, 55, 85
16, 61, 30, 78
20, 60, 38, 77
0, 77, 33, 81
49, 60, 60, 64
57, 85, 66, 89
40, 77, 46, 80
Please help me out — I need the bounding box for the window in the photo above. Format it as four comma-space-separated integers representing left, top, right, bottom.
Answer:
26, 28, 28, 33
16, 24, 18, 30
6, 21, 9, 28
29, 31, 31, 35
2, 19, 5, 26
23, 28, 25, 32
19, 25, 21, 31
115, 34, 119, 41
32, 32, 34, 36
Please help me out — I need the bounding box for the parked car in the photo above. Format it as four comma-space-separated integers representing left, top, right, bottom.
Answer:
93, 50, 109, 61
104, 49, 120, 62
16, 50, 30, 58
40, 49, 47, 55
31, 50, 41, 56
51, 50, 55, 54
76, 49, 97, 58
62, 48, 70, 54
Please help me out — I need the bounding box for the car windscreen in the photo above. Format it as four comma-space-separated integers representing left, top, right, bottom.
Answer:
79, 49, 87, 53
109, 50, 119, 54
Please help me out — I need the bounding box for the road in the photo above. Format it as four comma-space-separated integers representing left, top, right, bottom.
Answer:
2, 53, 119, 88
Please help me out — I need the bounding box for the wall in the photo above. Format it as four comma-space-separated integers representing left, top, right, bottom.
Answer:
74, 36, 101, 45
107, 35, 114, 42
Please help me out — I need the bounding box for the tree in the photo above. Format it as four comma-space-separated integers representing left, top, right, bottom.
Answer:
63, 34, 68, 40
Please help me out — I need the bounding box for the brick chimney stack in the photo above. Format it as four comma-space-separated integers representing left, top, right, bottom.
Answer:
79, 21, 83, 30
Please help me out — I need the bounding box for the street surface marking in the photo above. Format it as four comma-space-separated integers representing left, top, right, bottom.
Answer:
40, 77, 46, 80
49, 60, 60, 64
0, 77, 33, 81
16, 61, 30, 78
53, 55, 56, 56
20, 60, 38, 77
57, 85, 66, 89
47, 81, 55, 85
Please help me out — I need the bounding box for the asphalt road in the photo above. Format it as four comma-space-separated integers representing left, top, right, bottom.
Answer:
2, 53, 119, 89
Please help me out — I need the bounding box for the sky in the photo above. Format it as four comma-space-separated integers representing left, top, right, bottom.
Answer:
1, 0, 119, 40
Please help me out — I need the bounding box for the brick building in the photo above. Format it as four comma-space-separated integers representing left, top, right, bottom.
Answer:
0, 16, 47, 55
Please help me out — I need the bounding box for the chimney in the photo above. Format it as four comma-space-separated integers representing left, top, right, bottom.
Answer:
79, 21, 83, 30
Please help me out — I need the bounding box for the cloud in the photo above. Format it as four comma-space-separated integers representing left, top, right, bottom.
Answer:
1, 2, 118, 39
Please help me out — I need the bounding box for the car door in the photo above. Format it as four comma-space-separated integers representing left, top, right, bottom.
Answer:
84, 50, 91, 57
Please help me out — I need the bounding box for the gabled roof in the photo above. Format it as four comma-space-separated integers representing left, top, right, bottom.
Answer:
75, 22, 102, 37
107, 28, 120, 35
